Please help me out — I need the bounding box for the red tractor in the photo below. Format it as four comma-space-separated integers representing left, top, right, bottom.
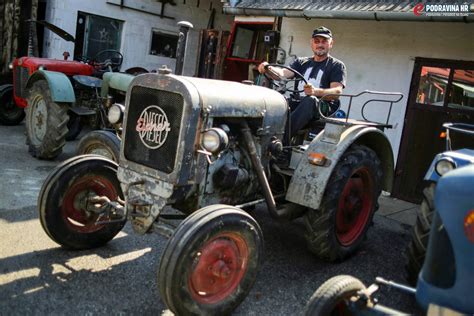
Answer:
0, 20, 130, 159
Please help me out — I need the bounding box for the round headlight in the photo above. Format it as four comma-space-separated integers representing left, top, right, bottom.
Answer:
8, 62, 13, 70
435, 158, 456, 176
201, 128, 228, 154
108, 103, 124, 124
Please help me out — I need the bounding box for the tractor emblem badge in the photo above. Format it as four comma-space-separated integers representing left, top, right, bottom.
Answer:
136, 105, 171, 149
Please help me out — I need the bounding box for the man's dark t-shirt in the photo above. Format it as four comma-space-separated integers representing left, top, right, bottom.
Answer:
289, 55, 347, 93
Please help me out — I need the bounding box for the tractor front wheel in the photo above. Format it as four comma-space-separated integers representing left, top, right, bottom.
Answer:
0, 84, 25, 125
305, 275, 366, 316
158, 205, 263, 315
77, 130, 120, 162
26, 80, 69, 159
39, 155, 125, 249
304, 145, 382, 261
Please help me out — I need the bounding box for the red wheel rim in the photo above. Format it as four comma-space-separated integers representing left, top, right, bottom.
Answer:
336, 167, 374, 246
61, 175, 119, 233
188, 232, 249, 305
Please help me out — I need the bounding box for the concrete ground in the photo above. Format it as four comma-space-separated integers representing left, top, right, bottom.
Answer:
378, 193, 419, 227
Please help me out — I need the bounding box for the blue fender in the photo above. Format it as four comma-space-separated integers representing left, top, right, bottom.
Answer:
26, 70, 75, 103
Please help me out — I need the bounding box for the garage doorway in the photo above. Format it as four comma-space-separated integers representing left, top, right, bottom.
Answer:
392, 57, 474, 203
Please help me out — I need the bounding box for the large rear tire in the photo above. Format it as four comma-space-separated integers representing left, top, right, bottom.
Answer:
26, 80, 69, 159
158, 205, 263, 315
38, 155, 125, 249
77, 130, 120, 162
405, 184, 435, 285
304, 145, 382, 261
305, 275, 366, 316
0, 84, 25, 125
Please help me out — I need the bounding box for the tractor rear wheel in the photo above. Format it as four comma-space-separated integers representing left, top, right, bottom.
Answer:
304, 145, 382, 261
305, 275, 366, 316
39, 155, 125, 249
405, 184, 435, 285
26, 80, 69, 159
0, 84, 25, 125
158, 205, 263, 315
77, 130, 120, 162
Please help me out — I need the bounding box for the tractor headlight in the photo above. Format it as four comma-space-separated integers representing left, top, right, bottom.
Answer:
201, 128, 228, 154
435, 157, 456, 176
108, 103, 124, 124
8, 62, 13, 70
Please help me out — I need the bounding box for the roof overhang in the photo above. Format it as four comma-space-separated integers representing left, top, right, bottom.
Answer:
222, 2, 474, 22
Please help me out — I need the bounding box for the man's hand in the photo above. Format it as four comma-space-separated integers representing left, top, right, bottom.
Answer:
257, 62, 269, 74
304, 83, 323, 97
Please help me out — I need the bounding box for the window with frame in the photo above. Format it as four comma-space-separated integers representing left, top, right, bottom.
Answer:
74, 12, 123, 60
416, 66, 474, 111
149, 30, 178, 58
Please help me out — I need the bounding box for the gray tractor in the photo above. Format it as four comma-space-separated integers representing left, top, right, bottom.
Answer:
38, 67, 402, 314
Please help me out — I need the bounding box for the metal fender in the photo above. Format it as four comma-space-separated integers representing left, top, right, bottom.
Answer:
25, 70, 75, 103
101, 72, 135, 98
285, 123, 394, 210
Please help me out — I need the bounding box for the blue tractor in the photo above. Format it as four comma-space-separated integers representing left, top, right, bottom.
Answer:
305, 162, 474, 315
405, 122, 474, 284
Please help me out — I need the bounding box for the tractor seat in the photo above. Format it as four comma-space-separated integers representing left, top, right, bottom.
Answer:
73, 75, 103, 89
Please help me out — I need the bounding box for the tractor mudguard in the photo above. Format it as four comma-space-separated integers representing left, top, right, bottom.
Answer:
25, 70, 75, 103
100, 72, 135, 98
285, 123, 394, 210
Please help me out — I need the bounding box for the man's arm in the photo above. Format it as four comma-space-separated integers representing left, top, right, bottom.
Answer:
257, 62, 295, 79
304, 82, 343, 100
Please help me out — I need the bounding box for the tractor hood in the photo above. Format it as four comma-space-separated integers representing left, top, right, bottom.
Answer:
16, 57, 94, 76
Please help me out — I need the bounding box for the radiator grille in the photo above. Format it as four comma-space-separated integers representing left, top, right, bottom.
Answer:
124, 86, 184, 174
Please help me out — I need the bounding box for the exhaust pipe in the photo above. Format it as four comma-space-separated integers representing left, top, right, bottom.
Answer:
175, 21, 193, 75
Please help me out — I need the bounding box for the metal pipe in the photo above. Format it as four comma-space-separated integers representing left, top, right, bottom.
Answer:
175, 21, 194, 76
375, 277, 416, 295
240, 121, 280, 219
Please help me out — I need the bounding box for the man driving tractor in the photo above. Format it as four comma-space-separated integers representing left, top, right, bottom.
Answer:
258, 26, 347, 138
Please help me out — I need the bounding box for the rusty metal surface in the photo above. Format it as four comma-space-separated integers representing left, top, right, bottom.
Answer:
285, 123, 394, 210
118, 73, 290, 226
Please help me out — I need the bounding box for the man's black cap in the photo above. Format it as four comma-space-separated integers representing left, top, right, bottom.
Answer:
312, 26, 332, 39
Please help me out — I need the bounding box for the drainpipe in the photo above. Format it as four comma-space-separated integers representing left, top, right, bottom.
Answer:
175, 21, 194, 76
223, 8, 473, 22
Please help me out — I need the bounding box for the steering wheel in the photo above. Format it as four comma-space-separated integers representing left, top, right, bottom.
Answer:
263, 64, 307, 94
92, 49, 123, 72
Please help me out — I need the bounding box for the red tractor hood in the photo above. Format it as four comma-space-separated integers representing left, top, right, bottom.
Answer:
17, 57, 94, 76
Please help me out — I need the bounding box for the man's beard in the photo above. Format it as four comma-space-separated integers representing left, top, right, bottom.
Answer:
314, 48, 328, 56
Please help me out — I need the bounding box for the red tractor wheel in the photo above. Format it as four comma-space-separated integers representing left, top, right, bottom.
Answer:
39, 155, 125, 249
305, 275, 366, 316
26, 80, 69, 159
158, 205, 263, 315
0, 84, 25, 125
304, 145, 382, 261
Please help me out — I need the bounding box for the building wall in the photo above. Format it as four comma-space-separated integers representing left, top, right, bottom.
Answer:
279, 18, 474, 160
43, 0, 233, 76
